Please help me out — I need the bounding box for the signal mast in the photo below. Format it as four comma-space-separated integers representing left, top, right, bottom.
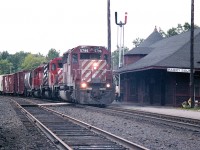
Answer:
115, 11, 127, 99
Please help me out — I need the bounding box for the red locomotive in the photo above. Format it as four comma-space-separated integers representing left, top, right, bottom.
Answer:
0, 45, 115, 105
59, 45, 115, 104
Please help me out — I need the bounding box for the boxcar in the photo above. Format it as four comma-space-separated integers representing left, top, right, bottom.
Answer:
3, 73, 15, 94
15, 70, 28, 95
0, 75, 3, 94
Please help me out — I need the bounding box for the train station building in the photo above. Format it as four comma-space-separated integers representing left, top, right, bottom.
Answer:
116, 27, 200, 107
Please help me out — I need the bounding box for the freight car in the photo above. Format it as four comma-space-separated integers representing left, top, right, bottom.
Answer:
0, 75, 3, 94
0, 70, 27, 96
0, 45, 115, 105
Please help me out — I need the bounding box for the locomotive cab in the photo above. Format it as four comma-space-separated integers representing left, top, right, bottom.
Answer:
59, 46, 115, 105
42, 57, 63, 99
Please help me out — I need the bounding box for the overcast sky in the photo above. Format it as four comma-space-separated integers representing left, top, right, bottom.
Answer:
0, 0, 200, 56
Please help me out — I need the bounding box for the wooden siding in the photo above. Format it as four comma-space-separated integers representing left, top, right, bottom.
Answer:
121, 70, 200, 107
124, 55, 145, 65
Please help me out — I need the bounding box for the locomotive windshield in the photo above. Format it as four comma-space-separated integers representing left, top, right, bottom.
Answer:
80, 53, 101, 60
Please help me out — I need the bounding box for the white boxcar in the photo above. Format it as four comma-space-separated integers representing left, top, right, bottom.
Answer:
0, 75, 3, 94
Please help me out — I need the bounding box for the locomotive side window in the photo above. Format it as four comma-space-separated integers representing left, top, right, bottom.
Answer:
104, 54, 108, 62
52, 63, 56, 71
34, 71, 38, 77
72, 53, 78, 63
80, 53, 101, 60
57, 59, 63, 68
62, 53, 68, 63
58, 62, 63, 68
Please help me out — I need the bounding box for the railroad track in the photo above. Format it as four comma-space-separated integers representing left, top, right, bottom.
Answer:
11, 98, 148, 150
79, 105, 200, 132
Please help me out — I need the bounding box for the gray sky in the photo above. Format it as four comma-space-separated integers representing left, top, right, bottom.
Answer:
0, 0, 200, 55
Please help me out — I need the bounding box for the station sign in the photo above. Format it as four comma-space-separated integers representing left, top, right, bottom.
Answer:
167, 68, 190, 73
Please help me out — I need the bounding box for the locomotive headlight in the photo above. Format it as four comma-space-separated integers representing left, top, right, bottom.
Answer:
93, 62, 98, 70
106, 83, 111, 88
81, 82, 87, 88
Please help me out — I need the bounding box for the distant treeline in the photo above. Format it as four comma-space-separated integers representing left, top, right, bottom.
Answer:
0, 48, 60, 74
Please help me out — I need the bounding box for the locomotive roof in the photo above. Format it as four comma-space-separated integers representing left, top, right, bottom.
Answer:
63, 45, 107, 54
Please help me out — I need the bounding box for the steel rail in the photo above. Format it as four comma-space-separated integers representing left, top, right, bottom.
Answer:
12, 100, 73, 150
83, 105, 200, 131
107, 106, 200, 128
39, 104, 149, 150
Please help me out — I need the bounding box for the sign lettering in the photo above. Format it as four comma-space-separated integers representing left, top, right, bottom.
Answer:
80, 48, 89, 53
167, 68, 190, 73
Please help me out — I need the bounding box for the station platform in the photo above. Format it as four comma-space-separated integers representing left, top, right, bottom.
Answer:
110, 101, 200, 120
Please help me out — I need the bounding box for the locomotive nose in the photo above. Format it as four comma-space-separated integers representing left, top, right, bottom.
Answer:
91, 89, 101, 99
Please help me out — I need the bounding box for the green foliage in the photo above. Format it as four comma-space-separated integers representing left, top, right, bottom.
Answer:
46, 48, 60, 61
0, 51, 47, 74
111, 47, 129, 68
161, 22, 199, 37
7, 51, 29, 72
21, 54, 46, 70
132, 38, 144, 48
0, 59, 13, 74
0, 51, 9, 60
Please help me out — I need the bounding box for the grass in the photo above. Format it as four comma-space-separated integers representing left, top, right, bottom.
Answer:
180, 106, 200, 111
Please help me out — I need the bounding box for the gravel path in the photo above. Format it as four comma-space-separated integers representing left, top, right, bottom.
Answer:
0, 97, 58, 150
49, 105, 200, 150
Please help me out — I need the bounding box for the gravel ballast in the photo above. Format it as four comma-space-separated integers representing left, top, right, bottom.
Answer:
49, 105, 200, 150
1, 96, 200, 150
0, 97, 58, 150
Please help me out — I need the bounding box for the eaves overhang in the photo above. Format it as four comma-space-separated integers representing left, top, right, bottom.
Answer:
116, 66, 200, 75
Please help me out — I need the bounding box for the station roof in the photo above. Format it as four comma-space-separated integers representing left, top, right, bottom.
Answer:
125, 27, 163, 55
117, 28, 200, 74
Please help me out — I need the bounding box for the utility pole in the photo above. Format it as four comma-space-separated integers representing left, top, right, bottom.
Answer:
190, 0, 195, 108
107, 0, 111, 67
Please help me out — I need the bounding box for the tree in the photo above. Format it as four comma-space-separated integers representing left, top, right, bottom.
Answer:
132, 38, 144, 48
0, 59, 13, 74
46, 48, 60, 61
111, 47, 129, 68
21, 54, 46, 70
7, 51, 29, 72
161, 22, 199, 37
0, 51, 10, 60
167, 27, 179, 37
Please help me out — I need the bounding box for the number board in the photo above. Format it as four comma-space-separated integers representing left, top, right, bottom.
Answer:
80, 47, 102, 53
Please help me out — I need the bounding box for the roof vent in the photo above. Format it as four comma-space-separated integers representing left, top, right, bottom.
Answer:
154, 26, 157, 32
